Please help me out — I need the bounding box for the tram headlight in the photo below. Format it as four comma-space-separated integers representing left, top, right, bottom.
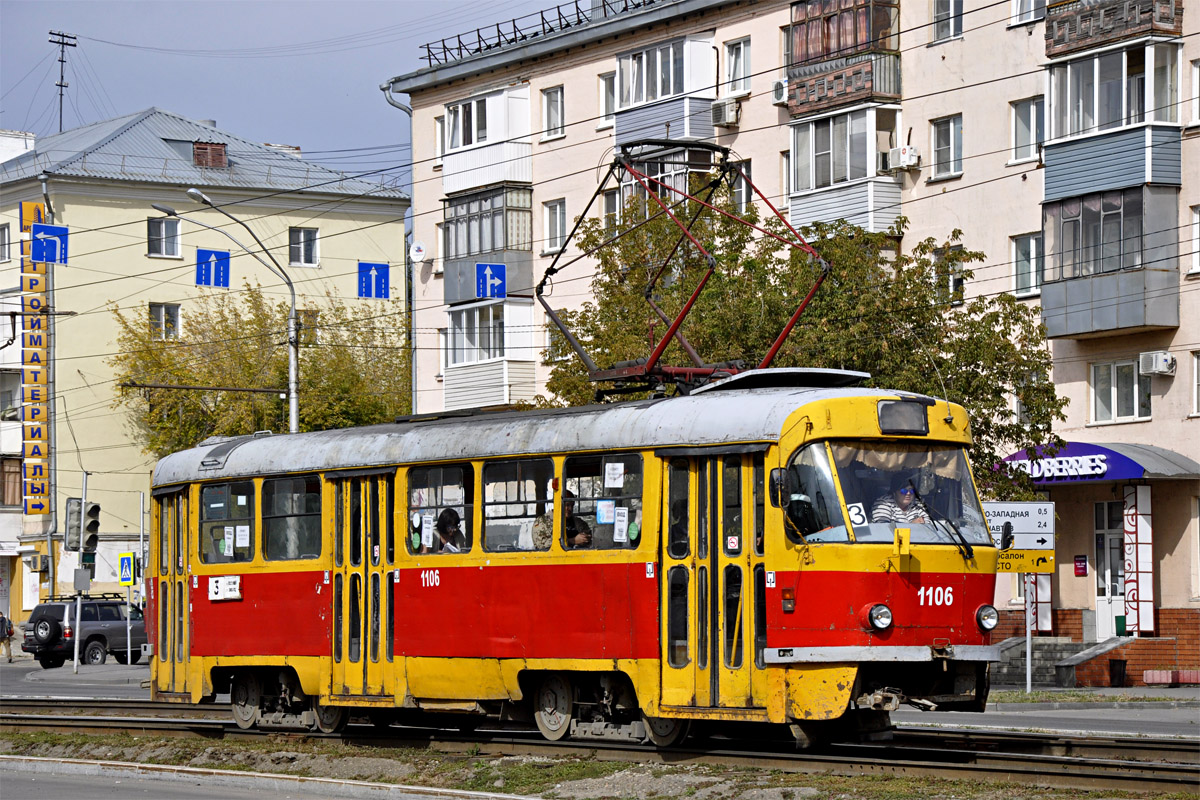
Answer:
976, 604, 999, 631
865, 603, 893, 631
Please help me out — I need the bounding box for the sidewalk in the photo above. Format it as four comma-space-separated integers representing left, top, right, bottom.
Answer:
20, 661, 150, 686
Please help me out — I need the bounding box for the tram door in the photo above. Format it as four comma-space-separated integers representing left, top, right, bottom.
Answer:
154, 490, 190, 695
661, 456, 754, 708
332, 474, 395, 697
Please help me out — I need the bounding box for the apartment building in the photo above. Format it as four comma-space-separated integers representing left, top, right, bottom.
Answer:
0, 109, 408, 620
384, 0, 1197, 675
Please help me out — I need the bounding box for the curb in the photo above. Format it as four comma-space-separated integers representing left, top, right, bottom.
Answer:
989, 700, 1200, 711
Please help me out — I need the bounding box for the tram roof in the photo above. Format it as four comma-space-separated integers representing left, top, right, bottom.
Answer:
151, 381, 934, 488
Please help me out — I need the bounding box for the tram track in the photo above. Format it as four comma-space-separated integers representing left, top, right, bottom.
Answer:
1, 698, 1196, 794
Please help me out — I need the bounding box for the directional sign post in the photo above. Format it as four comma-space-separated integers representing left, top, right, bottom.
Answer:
195, 249, 231, 288
30, 223, 69, 264
476, 263, 506, 299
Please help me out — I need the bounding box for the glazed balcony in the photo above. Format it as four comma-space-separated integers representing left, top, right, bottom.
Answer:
1045, 0, 1182, 59
787, 52, 900, 116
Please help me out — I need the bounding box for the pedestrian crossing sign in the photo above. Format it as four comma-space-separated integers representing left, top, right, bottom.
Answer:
118, 552, 135, 586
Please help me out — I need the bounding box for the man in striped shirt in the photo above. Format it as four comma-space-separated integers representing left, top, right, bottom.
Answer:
871, 474, 928, 524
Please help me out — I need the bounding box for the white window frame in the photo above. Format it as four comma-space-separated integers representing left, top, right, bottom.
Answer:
544, 199, 567, 253
0, 223, 10, 262
725, 37, 751, 96
1091, 359, 1152, 423
1190, 205, 1199, 275
602, 189, 620, 230
781, 150, 792, 198
288, 227, 319, 267
434, 222, 445, 275
446, 96, 488, 151
617, 39, 686, 110
1192, 58, 1199, 124
934, 0, 963, 41
434, 116, 445, 167
1011, 0, 1045, 24
1013, 233, 1043, 297
931, 115, 963, 179
147, 217, 180, 258
1193, 351, 1200, 417
731, 160, 753, 212
1011, 96, 1044, 162
448, 300, 505, 366
791, 109, 870, 192
1049, 42, 1181, 140
599, 73, 616, 128
542, 86, 565, 140
437, 328, 447, 378
149, 302, 180, 340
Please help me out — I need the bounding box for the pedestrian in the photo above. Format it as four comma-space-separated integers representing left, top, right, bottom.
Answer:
0, 609, 14, 663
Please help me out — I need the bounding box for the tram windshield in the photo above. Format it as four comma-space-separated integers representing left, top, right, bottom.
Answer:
784, 441, 991, 546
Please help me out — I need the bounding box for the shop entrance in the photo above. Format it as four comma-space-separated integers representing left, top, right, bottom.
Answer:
1094, 501, 1125, 640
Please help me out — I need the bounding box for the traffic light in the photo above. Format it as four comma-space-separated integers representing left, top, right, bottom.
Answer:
83, 502, 101, 552
65, 497, 82, 551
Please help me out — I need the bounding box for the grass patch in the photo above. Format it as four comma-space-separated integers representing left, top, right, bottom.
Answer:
990, 690, 1173, 703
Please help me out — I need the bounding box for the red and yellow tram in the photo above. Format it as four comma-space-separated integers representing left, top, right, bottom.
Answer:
148, 369, 1000, 744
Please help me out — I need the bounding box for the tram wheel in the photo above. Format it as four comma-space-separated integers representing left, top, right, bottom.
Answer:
311, 698, 348, 734
230, 674, 261, 730
533, 674, 573, 741
642, 714, 689, 747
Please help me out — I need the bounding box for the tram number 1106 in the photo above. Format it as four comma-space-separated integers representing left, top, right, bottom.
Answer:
420, 569, 440, 587
918, 586, 954, 606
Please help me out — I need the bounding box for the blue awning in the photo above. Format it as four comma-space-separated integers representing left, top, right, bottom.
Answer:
1004, 442, 1200, 485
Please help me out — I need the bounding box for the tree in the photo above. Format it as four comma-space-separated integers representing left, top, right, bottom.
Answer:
110, 284, 410, 458
539, 181, 1064, 499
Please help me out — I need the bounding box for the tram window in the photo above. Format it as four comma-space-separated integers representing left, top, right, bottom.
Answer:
722, 456, 742, 555
263, 475, 321, 561
483, 458, 554, 552
408, 464, 474, 555
697, 566, 708, 669
335, 482, 344, 567
175, 582, 184, 663
386, 475, 396, 564
784, 444, 847, 544
173, 494, 184, 575
333, 573, 343, 663
723, 565, 744, 668
667, 566, 690, 668
370, 572, 381, 663
350, 481, 363, 566
349, 572, 362, 663
698, 461, 709, 560
158, 498, 170, 575
667, 459, 689, 559
199, 482, 254, 563
158, 580, 168, 663
563, 454, 644, 550
753, 455, 765, 556
386, 571, 395, 662
368, 478, 381, 566
753, 565, 766, 668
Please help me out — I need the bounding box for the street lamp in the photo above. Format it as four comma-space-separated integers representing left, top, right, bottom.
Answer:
151, 192, 300, 434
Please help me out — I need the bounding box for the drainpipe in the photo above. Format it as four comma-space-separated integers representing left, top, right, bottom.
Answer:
39, 173, 58, 596
380, 83, 417, 414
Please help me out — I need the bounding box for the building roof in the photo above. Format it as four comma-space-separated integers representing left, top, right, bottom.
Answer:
0, 108, 407, 201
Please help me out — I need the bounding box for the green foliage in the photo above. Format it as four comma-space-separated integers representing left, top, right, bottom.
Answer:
109, 283, 410, 458
540, 180, 1065, 499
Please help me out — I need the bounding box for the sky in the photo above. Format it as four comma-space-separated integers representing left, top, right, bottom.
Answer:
1, 0, 549, 178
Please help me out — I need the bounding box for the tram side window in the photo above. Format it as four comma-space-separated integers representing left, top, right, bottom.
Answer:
262, 475, 321, 560
667, 458, 689, 558
200, 482, 255, 563
563, 454, 644, 550
407, 464, 473, 555
483, 458, 554, 552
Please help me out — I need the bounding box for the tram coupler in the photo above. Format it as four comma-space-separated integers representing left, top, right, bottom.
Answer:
855, 687, 903, 712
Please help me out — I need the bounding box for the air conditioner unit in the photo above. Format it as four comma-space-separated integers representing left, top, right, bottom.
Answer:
30, 555, 49, 573
889, 145, 921, 169
771, 78, 790, 106
711, 98, 740, 127
1138, 351, 1176, 376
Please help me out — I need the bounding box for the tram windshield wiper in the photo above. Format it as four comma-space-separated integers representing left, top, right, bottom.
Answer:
907, 481, 973, 561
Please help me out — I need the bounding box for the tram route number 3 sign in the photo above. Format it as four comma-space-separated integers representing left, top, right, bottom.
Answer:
982, 501, 1056, 574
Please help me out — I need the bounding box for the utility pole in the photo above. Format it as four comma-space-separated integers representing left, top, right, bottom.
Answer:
49, 31, 76, 133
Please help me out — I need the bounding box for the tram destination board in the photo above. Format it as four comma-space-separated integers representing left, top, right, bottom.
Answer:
983, 501, 1055, 574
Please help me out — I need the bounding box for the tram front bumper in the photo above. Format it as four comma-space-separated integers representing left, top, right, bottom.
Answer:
764, 644, 1000, 664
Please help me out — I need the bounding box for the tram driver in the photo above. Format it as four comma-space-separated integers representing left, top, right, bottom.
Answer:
870, 473, 928, 524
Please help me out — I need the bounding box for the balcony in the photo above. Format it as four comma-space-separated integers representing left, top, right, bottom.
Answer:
1044, 125, 1181, 203
442, 140, 532, 195
1046, 0, 1182, 59
614, 96, 716, 146
444, 358, 537, 410
789, 175, 902, 233
788, 53, 900, 117
1040, 268, 1179, 338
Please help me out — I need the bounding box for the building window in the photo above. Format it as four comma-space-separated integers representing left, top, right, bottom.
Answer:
545, 310, 572, 362
1012, 97, 1044, 162
932, 115, 963, 178
934, 0, 963, 41
788, 0, 898, 66
437, 328, 447, 377
781, 151, 792, 198
448, 302, 504, 365
602, 189, 620, 232
935, 245, 965, 305
1042, 187, 1148, 282
1092, 360, 1151, 423
434, 116, 444, 165
0, 223, 9, 262
443, 186, 533, 260
289, 227, 318, 266
542, 86, 564, 139
544, 199, 567, 252
1050, 43, 1180, 139
447, 96, 487, 150
792, 109, 868, 191
1193, 352, 1200, 415
1, 458, 21, 507
1190, 205, 1199, 275
731, 160, 753, 212
1013, 233, 1042, 296
298, 308, 319, 346
725, 38, 751, 95
1012, 0, 1045, 24
599, 73, 615, 124
620, 148, 711, 204
149, 302, 180, 340
1192, 59, 1200, 124
618, 39, 685, 109
147, 217, 180, 257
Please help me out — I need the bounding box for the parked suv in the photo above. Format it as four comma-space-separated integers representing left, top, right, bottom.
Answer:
22, 595, 147, 669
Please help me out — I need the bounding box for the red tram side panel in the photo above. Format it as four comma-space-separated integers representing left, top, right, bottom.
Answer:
189, 570, 331, 658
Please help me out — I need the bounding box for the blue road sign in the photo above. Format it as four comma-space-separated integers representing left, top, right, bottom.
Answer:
30, 224, 68, 264
476, 263, 506, 299
196, 249, 231, 288
119, 553, 135, 586
357, 262, 390, 299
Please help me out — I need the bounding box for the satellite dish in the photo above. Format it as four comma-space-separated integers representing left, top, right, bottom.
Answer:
410, 241, 426, 262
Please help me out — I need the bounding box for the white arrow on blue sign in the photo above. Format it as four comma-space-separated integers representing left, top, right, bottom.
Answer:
358, 262, 390, 299
476, 263, 506, 299
30, 224, 69, 264
196, 249, 231, 288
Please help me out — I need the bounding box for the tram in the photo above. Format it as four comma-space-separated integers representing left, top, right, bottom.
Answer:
147, 368, 1000, 745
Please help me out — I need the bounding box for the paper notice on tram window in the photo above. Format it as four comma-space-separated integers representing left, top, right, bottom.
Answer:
235, 525, 250, 548
613, 506, 629, 543
596, 500, 616, 524
223, 527, 235, 556
421, 514, 435, 549
604, 462, 625, 488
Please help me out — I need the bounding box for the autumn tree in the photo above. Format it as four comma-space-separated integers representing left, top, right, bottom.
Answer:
110, 284, 410, 458
539, 179, 1064, 499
